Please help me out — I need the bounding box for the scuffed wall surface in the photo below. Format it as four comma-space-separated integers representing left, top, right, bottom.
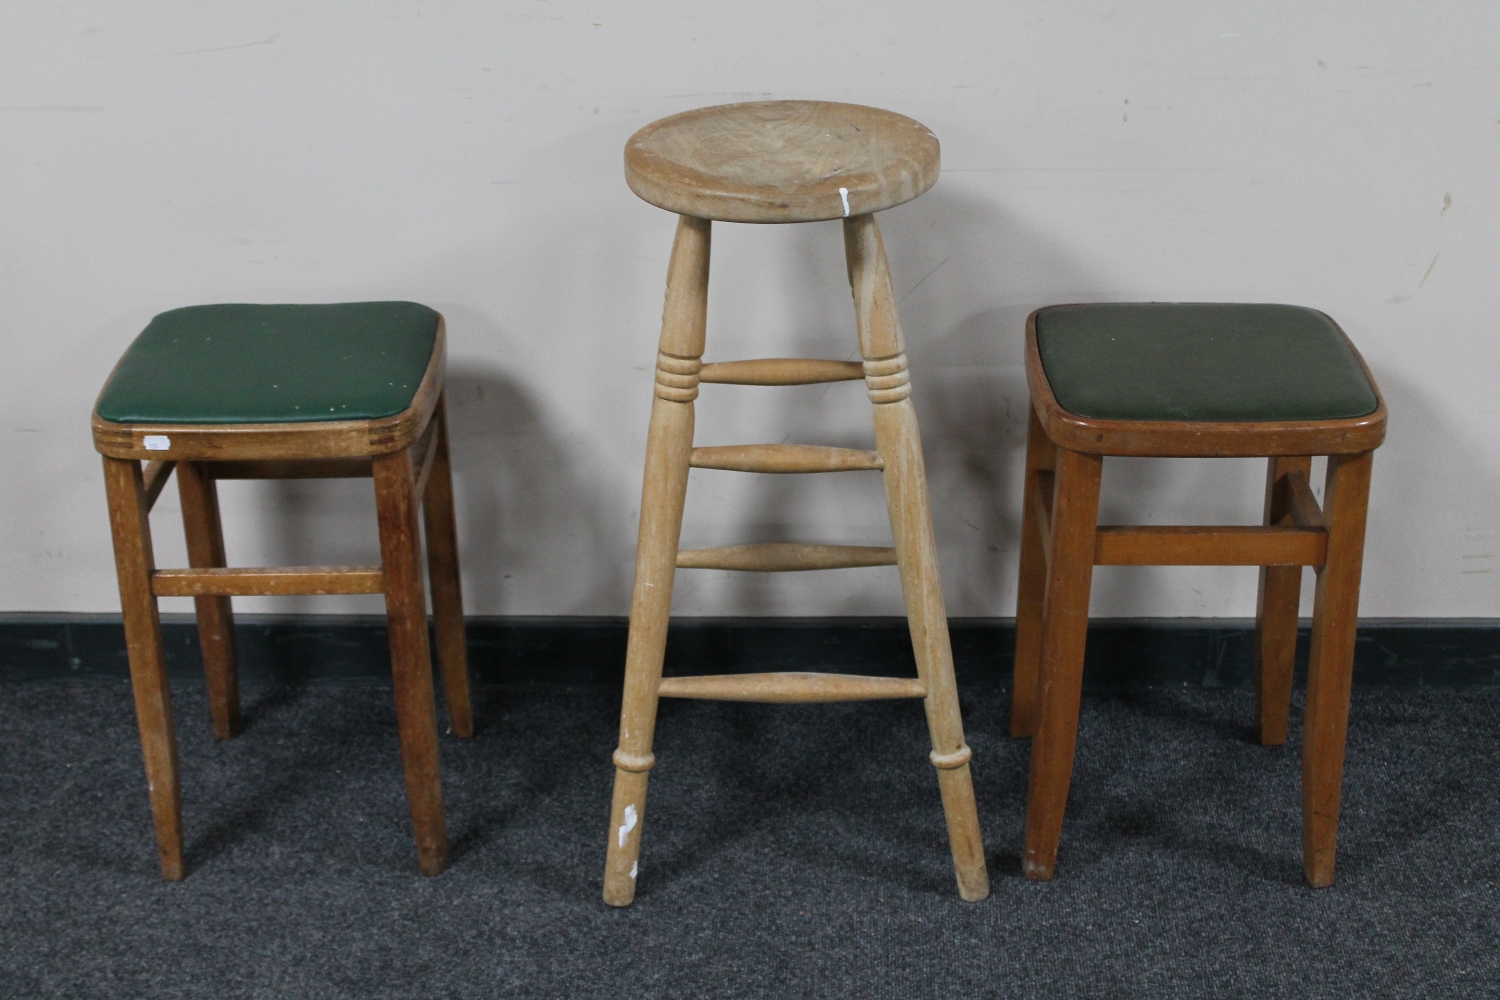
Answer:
2, 2, 1495, 617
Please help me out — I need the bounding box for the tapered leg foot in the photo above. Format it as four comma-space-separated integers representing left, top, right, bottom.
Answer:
103, 456, 185, 880
1020, 448, 1102, 881
604, 215, 709, 905
935, 759, 990, 900
846, 212, 988, 900
1301, 451, 1373, 887
375, 448, 449, 877
603, 761, 652, 906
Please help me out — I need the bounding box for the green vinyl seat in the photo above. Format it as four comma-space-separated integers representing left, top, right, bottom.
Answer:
1034, 303, 1380, 423
91, 297, 470, 882
96, 301, 440, 425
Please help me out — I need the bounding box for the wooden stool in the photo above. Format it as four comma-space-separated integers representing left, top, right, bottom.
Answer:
92, 301, 472, 880
603, 101, 989, 905
1010, 303, 1386, 886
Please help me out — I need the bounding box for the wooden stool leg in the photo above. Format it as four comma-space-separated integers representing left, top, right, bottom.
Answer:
177, 461, 241, 740
1254, 456, 1312, 746
846, 213, 989, 902
421, 395, 473, 739
604, 215, 710, 907
103, 457, 185, 880
1021, 447, 1102, 881
374, 448, 448, 877
1302, 450, 1373, 887
1011, 407, 1057, 738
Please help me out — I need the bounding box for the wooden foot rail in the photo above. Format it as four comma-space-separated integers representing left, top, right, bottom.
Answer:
657, 671, 926, 703
698, 358, 865, 385
1095, 525, 1327, 566
690, 443, 883, 473
151, 566, 384, 597
1031, 470, 1328, 567
677, 542, 897, 572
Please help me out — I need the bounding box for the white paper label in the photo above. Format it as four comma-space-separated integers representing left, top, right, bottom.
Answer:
143, 435, 171, 451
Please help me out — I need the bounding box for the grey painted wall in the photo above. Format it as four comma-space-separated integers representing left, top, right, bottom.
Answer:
4, 2, 1496, 618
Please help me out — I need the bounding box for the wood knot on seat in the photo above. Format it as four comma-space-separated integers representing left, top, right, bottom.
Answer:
929, 745, 972, 770
613, 749, 657, 773
655, 353, 703, 402
863, 354, 911, 404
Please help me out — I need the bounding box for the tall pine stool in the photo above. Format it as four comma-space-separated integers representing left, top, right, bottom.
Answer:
603, 101, 989, 905
1010, 303, 1386, 887
92, 301, 472, 880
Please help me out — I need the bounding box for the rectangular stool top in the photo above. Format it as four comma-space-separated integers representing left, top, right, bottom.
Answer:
1034, 303, 1380, 423
95, 302, 440, 425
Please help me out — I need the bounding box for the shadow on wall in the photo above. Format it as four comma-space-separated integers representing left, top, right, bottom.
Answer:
441, 352, 630, 617
244, 319, 630, 618
878, 184, 1103, 617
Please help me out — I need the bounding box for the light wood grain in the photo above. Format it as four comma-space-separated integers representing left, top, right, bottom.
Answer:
689, 443, 883, 473
176, 461, 241, 740
626, 101, 939, 223
605, 216, 710, 908
699, 358, 864, 386
658, 672, 925, 702
1302, 450, 1374, 887
150, 566, 384, 597
1255, 456, 1313, 747
677, 542, 896, 572
607, 125, 987, 904
846, 213, 988, 902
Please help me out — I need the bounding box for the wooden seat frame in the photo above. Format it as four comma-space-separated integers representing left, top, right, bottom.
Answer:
92, 318, 472, 880
602, 215, 989, 906
1011, 307, 1387, 887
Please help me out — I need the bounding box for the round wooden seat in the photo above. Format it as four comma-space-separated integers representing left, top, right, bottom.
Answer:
624, 101, 940, 223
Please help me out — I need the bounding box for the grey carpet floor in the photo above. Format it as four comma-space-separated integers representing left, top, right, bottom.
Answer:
0, 681, 1496, 999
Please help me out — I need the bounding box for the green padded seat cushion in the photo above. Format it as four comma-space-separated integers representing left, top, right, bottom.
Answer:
96, 302, 440, 424
1035, 303, 1379, 422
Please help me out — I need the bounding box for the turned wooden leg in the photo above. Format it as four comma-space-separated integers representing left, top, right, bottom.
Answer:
1302, 450, 1373, 887
1254, 455, 1312, 746
846, 213, 988, 902
176, 460, 242, 740
421, 396, 473, 739
1011, 407, 1057, 739
374, 447, 448, 877
604, 215, 710, 907
103, 456, 184, 881
1021, 447, 1102, 881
